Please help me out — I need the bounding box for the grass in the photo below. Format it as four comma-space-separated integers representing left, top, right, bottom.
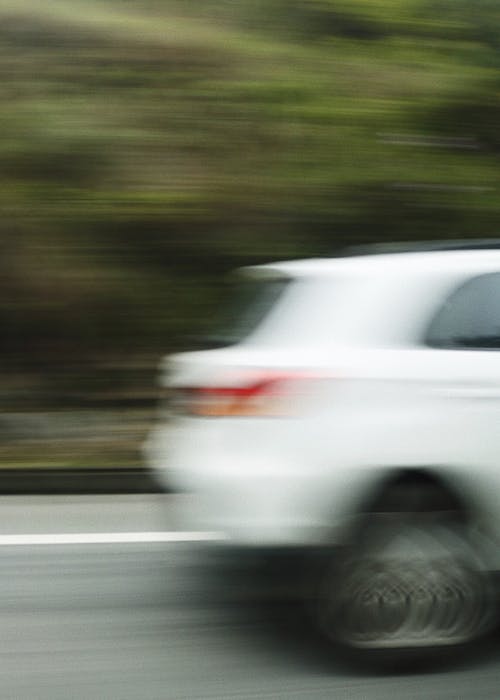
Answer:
0, 408, 155, 469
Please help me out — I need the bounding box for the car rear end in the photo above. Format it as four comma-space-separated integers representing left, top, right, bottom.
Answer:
144, 253, 486, 545
144, 263, 366, 543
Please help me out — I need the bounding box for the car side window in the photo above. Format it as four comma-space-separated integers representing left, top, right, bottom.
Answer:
426, 272, 500, 350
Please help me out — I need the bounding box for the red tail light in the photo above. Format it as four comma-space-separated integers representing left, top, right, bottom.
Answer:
173, 371, 322, 417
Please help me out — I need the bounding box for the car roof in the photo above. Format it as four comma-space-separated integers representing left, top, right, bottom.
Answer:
251, 249, 500, 279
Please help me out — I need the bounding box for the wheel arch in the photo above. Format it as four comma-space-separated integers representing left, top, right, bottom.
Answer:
355, 466, 475, 523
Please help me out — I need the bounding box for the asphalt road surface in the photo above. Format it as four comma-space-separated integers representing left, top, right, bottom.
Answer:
0, 495, 498, 699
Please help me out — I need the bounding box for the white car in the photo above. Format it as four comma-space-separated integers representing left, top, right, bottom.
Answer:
145, 244, 500, 658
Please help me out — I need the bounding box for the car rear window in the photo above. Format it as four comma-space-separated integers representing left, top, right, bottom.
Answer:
203, 275, 291, 348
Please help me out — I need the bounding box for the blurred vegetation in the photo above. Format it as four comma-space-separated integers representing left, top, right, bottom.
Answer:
0, 0, 499, 415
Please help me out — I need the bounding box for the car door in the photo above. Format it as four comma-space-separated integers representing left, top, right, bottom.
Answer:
422, 270, 500, 545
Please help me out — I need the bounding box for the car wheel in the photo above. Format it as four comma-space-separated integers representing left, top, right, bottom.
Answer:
316, 514, 495, 662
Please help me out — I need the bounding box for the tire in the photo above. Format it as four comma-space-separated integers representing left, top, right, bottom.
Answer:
316, 513, 496, 664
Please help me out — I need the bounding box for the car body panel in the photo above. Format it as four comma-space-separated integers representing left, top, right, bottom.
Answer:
144, 250, 500, 565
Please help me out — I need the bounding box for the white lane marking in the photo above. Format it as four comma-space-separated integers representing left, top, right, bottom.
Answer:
0, 531, 225, 546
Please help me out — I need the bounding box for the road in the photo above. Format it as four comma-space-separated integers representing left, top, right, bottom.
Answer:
0, 495, 498, 699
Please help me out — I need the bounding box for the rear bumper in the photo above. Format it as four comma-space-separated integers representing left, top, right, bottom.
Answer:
143, 424, 354, 547
146, 453, 332, 547
159, 488, 335, 548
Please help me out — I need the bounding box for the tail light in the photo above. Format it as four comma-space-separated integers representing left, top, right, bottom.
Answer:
168, 371, 323, 418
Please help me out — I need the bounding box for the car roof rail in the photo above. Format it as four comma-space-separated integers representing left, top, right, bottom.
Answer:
337, 239, 500, 257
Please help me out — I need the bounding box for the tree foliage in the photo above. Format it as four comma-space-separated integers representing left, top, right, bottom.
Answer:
0, 0, 498, 392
